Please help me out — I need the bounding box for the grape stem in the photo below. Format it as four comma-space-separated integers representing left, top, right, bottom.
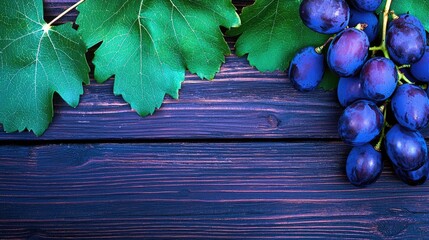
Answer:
398, 65, 411, 69
47, 0, 85, 27
375, 101, 390, 152
369, 0, 393, 59
315, 36, 334, 54
397, 68, 413, 85
355, 23, 368, 31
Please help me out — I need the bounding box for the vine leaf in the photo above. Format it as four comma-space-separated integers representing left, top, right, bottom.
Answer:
319, 70, 339, 91
76, 0, 240, 116
0, 0, 90, 136
377, 0, 387, 13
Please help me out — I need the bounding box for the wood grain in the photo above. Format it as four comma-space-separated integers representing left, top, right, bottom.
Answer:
1, 142, 428, 239
0, 0, 345, 141
2, 1, 429, 239
0, 59, 343, 141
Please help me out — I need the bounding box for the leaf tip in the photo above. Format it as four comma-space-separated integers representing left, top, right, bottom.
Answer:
232, 12, 242, 28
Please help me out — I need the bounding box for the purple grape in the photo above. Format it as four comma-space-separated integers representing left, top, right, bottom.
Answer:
387, 14, 426, 65
346, 144, 383, 186
338, 100, 384, 146
411, 46, 429, 82
360, 57, 398, 102
337, 76, 366, 107
391, 84, 429, 130
389, 14, 426, 41
347, 0, 382, 12
289, 47, 325, 91
327, 28, 369, 77
300, 0, 350, 34
394, 160, 429, 186
385, 124, 427, 171
348, 7, 379, 42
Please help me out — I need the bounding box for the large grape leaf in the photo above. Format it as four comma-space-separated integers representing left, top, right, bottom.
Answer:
0, 0, 90, 136
228, 0, 327, 73
76, 0, 240, 116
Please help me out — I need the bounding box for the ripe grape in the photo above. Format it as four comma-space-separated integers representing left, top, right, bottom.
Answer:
390, 14, 426, 41
349, 8, 379, 42
337, 76, 366, 107
410, 46, 429, 82
299, 0, 350, 34
338, 100, 384, 146
360, 57, 398, 102
394, 161, 429, 186
391, 84, 429, 131
347, 0, 382, 12
385, 124, 427, 171
289, 47, 325, 91
327, 28, 369, 77
386, 14, 426, 65
346, 144, 383, 187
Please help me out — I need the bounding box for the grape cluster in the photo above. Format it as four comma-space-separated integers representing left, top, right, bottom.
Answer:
290, 0, 429, 187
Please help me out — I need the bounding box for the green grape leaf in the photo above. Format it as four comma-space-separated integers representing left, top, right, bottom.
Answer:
228, 0, 327, 72
376, 0, 387, 14
0, 0, 90, 136
377, 0, 386, 40
76, 0, 240, 116
390, 0, 429, 32
319, 69, 339, 91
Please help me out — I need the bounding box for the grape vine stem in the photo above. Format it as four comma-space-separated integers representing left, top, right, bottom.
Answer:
375, 101, 390, 152
397, 69, 413, 85
369, 0, 393, 59
315, 37, 334, 54
47, 0, 86, 27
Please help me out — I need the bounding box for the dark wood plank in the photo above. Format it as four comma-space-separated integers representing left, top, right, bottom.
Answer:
0, 57, 342, 141
1, 142, 428, 239
0, 0, 344, 141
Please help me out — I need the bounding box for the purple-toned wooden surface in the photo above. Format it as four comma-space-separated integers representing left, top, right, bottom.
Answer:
2, 143, 429, 239
1, 1, 429, 239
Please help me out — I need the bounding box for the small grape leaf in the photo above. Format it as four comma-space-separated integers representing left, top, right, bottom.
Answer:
319, 69, 339, 91
376, 0, 387, 14
0, 0, 90, 136
76, 0, 240, 116
227, 0, 327, 73
376, 0, 386, 40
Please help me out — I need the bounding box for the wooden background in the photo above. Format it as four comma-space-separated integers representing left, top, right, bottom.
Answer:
1, 0, 429, 239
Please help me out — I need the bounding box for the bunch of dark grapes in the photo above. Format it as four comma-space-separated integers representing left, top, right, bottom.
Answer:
290, 0, 429, 187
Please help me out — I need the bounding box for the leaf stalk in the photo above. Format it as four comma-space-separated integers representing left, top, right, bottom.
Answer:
47, 0, 85, 27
